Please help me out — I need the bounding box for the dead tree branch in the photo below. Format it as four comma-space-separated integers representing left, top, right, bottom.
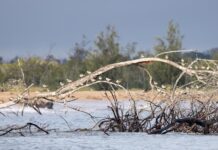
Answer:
0, 122, 49, 136
2, 57, 216, 107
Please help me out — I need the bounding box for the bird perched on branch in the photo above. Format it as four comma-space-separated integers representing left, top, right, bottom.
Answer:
140, 54, 145, 58
161, 85, 166, 89
59, 82, 64, 86
42, 84, 47, 88
153, 81, 158, 85
86, 71, 91, 74
79, 74, 84, 78
98, 76, 102, 80
165, 55, 169, 59
66, 79, 72, 83
106, 78, 111, 82
116, 80, 121, 84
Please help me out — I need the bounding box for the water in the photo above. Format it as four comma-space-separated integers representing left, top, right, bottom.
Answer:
0, 100, 217, 150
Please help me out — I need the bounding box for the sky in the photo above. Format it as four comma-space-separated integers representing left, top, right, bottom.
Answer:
0, 0, 218, 60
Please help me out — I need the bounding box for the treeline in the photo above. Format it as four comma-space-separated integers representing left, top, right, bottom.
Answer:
0, 21, 218, 91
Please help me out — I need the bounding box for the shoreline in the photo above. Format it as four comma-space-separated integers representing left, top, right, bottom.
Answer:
1, 89, 218, 104
0, 90, 161, 103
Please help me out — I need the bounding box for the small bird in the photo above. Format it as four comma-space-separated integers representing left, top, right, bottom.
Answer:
42, 84, 47, 88
157, 88, 161, 92
86, 71, 91, 74
106, 78, 111, 82
60, 82, 64, 86
161, 85, 166, 89
79, 74, 85, 78
153, 81, 158, 85
116, 80, 121, 84
98, 76, 102, 80
66, 79, 72, 83
165, 55, 169, 59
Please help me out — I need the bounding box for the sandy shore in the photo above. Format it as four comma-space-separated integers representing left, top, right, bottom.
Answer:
1, 89, 217, 104
0, 90, 161, 103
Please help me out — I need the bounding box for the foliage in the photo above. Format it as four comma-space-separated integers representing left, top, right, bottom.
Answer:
0, 23, 217, 91
65, 38, 89, 81
209, 48, 218, 60
149, 20, 184, 86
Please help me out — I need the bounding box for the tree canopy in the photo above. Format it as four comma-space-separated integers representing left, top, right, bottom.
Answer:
0, 22, 217, 91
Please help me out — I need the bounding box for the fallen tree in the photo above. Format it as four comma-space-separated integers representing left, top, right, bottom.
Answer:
1, 56, 217, 109
0, 122, 49, 136
0, 54, 218, 135
96, 90, 218, 135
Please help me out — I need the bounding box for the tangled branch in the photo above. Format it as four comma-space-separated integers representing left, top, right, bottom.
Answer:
0, 122, 49, 136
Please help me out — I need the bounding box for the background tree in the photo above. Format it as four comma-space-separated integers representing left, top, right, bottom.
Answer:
209, 48, 218, 60
85, 26, 126, 89
0, 24, 217, 91
65, 38, 89, 82
0, 57, 3, 64
87, 25, 123, 68
149, 20, 184, 86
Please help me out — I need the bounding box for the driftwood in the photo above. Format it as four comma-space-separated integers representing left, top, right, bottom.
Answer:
97, 91, 218, 134
0, 55, 217, 135
1, 57, 217, 110
0, 122, 49, 136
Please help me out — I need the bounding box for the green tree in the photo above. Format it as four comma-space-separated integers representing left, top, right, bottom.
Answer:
85, 26, 126, 89
150, 20, 184, 86
40, 62, 65, 90
154, 20, 183, 59
65, 37, 89, 81
0, 56, 3, 64
91, 25, 123, 67
210, 48, 218, 60
22, 57, 46, 86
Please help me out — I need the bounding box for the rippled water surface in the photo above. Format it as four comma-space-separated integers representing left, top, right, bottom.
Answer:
0, 100, 217, 150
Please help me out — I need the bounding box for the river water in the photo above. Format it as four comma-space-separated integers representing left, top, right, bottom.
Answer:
0, 100, 217, 150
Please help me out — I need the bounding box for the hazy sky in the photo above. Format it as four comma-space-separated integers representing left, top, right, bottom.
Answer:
0, 0, 218, 60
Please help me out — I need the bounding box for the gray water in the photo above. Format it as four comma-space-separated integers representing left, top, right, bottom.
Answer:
0, 100, 217, 150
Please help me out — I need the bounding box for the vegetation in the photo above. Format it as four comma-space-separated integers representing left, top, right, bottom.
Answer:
0, 48, 217, 136
0, 21, 217, 91
149, 20, 183, 86
0, 20, 218, 136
